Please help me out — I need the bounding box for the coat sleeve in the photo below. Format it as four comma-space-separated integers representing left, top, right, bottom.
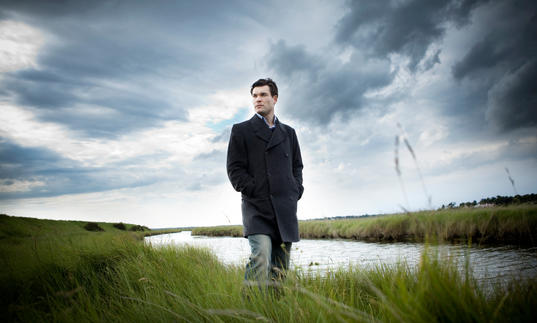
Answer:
291, 128, 304, 200
226, 124, 256, 196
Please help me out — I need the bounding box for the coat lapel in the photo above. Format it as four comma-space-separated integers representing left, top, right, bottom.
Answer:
266, 120, 286, 151
249, 115, 287, 150
249, 115, 272, 143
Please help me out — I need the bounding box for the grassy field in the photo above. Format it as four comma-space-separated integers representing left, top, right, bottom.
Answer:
1, 213, 537, 322
0, 215, 179, 283
193, 205, 537, 245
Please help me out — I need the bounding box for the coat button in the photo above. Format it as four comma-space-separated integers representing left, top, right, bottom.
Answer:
285, 153, 289, 158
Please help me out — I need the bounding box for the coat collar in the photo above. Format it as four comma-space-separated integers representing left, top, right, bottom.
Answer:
249, 115, 286, 150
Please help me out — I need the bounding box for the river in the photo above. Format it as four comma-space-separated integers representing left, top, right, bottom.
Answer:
145, 231, 537, 284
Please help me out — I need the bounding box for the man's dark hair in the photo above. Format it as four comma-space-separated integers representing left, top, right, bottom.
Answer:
250, 78, 278, 97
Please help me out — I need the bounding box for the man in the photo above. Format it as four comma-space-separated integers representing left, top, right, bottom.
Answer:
226, 78, 304, 284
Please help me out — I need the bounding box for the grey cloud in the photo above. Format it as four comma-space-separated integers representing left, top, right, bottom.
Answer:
0, 141, 91, 199
336, 0, 485, 70
452, 1, 536, 80
3, 71, 180, 138
422, 134, 537, 179
0, 141, 70, 179
421, 49, 442, 72
267, 0, 493, 126
267, 40, 393, 125
1, 0, 268, 199
211, 127, 231, 143
452, 0, 537, 132
0, 140, 166, 199
185, 172, 227, 192
486, 59, 537, 131
0, 0, 248, 21
0, 19, 189, 137
0, 0, 104, 18
194, 149, 225, 161
266, 42, 323, 79
186, 182, 203, 191
0, 0, 259, 138
5, 71, 79, 109
451, 35, 509, 81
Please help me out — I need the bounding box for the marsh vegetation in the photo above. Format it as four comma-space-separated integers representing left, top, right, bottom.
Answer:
1, 213, 536, 322
193, 205, 537, 245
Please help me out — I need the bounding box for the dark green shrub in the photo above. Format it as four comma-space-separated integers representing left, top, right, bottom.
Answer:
84, 222, 104, 232
113, 222, 126, 230
129, 225, 149, 232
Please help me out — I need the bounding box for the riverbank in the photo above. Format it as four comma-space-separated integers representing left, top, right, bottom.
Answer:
0, 214, 180, 283
193, 204, 537, 245
2, 214, 536, 322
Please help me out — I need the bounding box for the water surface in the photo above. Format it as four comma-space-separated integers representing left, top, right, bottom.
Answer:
146, 231, 537, 283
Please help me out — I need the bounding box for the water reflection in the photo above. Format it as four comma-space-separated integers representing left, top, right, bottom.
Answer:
145, 231, 537, 282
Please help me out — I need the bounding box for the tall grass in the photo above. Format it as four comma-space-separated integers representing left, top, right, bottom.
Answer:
300, 205, 537, 244
3, 236, 537, 322
192, 205, 537, 245
2, 215, 536, 322
0, 215, 178, 284
192, 225, 242, 237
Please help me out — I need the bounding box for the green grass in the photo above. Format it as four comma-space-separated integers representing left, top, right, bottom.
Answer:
192, 225, 243, 237
1, 214, 537, 322
0, 214, 179, 283
193, 205, 537, 245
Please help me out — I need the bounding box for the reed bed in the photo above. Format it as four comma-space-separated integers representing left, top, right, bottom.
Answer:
192, 225, 243, 237
193, 205, 537, 245
2, 214, 536, 322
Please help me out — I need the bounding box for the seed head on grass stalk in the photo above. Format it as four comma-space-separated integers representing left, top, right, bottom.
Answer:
395, 134, 410, 211
395, 123, 432, 210
504, 167, 519, 196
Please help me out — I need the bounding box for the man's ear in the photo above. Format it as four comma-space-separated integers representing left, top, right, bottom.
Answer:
273, 95, 278, 103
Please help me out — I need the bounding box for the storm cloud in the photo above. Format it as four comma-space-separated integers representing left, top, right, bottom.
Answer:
0, 0, 260, 138
0, 139, 167, 199
336, 0, 486, 70
267, 40, 393, 125
452, 0, 537, 132
1, 0, 536, 226
267, 0, 494, 126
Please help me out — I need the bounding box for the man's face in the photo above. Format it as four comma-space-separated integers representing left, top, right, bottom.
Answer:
252, 85, 277, 117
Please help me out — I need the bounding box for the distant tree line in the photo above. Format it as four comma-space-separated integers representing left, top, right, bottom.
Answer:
440, 193, 537, 209
304, 193, 536, 221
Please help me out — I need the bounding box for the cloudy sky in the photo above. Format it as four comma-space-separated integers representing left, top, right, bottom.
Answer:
1, 0, 536, 228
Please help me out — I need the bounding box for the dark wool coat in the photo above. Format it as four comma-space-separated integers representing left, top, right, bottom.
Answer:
227, 115, 304, 242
